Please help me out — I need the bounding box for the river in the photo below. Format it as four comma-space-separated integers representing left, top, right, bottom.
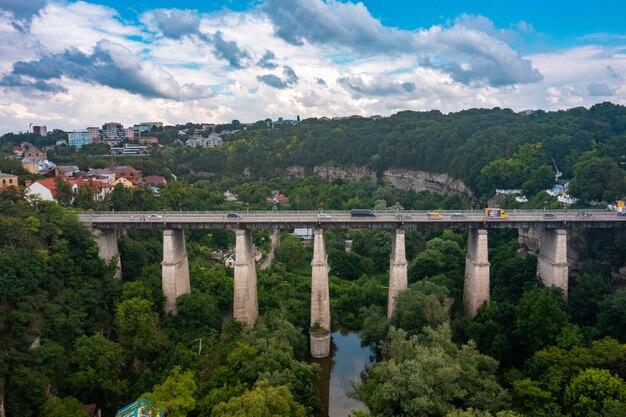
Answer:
310, 327, 373, 417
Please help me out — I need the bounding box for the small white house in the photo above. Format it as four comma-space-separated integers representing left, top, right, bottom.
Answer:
25, 180, 56, 201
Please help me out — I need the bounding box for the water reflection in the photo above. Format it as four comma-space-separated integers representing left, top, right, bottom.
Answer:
310, 327, 373, 417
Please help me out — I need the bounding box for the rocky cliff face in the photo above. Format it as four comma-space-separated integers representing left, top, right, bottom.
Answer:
284, 165, 472, 196
382, 168, 472, 195
313, 165, 376, 182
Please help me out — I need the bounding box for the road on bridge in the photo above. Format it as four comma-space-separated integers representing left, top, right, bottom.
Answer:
78, 209, 626, 229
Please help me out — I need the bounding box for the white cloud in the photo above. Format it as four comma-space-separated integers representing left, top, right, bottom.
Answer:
0, 0, 625, 133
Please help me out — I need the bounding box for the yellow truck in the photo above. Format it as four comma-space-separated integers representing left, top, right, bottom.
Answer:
485, 208, 508, 218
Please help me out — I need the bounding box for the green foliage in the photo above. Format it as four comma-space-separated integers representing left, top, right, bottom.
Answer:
274, 234, 306, 271
351, 324, 509, 417
40, 396, 88, 417
211, 380, 306, 417
445, 409, 523, 417
597, 290, 626, 342
144, 366, 197, 417
70, 333, 126, 406
569, 153, 625, 201
563, 368, 626, 417
391, 281, 453, 336
514, 287, 569, 355
5, 366, 49, 417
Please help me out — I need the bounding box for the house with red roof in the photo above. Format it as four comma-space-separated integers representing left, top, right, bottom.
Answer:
144, 176, 167, 186
25, 177, 113, 202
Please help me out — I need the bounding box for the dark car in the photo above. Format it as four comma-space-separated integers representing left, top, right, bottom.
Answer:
618, 212, 626, 217
227, 213, 242, 218
350, 209, 376, 217
543, 212, 555, 218
576, 212, 592, 219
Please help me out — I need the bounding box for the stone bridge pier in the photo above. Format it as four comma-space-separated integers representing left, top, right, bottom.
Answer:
310, 228, 331, 358
93, 229, 122, 280
162, 229, 191, 314
464, 228, 490, 317
388, 229, 408, 318
537, 228, 569, 298
234, 229, 258, 325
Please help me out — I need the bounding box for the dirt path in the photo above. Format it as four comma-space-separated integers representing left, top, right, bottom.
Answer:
260, 228, 280, 270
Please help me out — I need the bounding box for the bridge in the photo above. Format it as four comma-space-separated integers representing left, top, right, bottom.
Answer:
80, 209, 626, 358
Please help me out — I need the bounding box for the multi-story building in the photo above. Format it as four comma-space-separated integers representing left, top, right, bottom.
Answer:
87, 127, 100, 142
100, 122, 125, 145
68, 130, 93, 148
133, 122, 163, 132
125, 127, 141, 141
185, 133, 224, 148
32, 125, 47, 136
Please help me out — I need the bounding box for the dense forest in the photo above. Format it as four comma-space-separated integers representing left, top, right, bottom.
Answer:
2, 104, 626, 416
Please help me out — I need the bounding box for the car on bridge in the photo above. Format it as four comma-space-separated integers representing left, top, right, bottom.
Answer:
450, 212, 465, 218
350, 209, 376, 217
576, 212, 593, 219
227, 213, 242, 218
427, 212, 442, 219
395, 212, 412, 219
543, 212, 555, 218
148, 214, 163, 219
485, 208, 508, 218
317, 213, 332, 219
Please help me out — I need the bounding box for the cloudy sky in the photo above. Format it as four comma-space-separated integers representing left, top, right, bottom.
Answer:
0, 0, 625, 133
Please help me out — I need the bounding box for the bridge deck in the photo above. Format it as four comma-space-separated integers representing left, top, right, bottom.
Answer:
78, 210, 626, 230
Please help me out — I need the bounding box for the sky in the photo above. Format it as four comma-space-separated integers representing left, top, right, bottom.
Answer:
0, 0, 625, 133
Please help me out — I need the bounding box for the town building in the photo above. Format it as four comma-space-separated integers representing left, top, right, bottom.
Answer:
12, 146, 23, 157
23, 145, 47, 161
139, 136, 159, 145
114, 165, 142, 185
224, 190, 238, 201
86, 168, 115, 184
0, 172, 18, 190
133, 122, 163, 132
26, 177, 113, 202
68, 130, 93, 148
125, 127, 141, 141
55, 165, 81, 178
86, 127, 100, 142
185, 134, 224, 148
144, 176, 167, 186
31, 125, 47, 136
110, 144, 149, 155
113, 177, 133, 188
100, 122, 125, 145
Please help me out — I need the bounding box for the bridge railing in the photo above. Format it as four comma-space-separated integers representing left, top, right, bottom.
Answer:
79, 208, 608, 216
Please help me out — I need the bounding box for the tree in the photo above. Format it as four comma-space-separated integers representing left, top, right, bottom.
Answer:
445, 409, 523, 417
597, 290, 626, 342
275, 234, 305, 271
115, 298, 166, 361
564, 368, 626, 417
391, 281, 453, 335
40, 397, 88, 417
69, 333, 126, 406
5, 366, 48, 417
144, 367, 197, 417
514, 287, 568, 355
569, 154, 625, 201
351, 325, 509, 417
211, 380, 306, 417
